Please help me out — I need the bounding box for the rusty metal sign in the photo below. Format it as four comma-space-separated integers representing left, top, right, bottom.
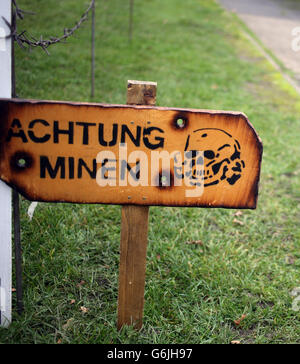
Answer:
0, 98, 263, 208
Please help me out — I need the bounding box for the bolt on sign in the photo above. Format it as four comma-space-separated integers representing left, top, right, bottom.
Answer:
0, 98, 262, 208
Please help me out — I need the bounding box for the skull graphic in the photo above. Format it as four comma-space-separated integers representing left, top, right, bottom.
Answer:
184, 128, 245, 187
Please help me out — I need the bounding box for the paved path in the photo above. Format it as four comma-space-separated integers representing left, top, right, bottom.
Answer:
219, 0, 300, 81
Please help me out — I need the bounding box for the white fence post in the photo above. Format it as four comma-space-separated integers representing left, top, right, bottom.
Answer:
0, 0, 12, 327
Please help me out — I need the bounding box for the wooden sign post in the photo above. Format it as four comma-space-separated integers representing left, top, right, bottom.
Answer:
117, 81, 157, 330
0, 0, 12, 328
0, 81, 263, 329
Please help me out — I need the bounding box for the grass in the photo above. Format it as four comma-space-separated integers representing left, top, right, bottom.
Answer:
0, 0, 300, 344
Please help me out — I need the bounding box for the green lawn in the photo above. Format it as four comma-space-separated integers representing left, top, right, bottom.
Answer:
0, 0, 300, 344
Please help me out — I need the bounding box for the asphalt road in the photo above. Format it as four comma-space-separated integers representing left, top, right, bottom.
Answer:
219, 0, 300, 80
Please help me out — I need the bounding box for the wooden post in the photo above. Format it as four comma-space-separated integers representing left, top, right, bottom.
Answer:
0, 0, 12, 327
117, 80, 157, 330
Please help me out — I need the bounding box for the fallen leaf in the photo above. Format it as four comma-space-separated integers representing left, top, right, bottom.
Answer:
233, 218, 244, 226
234, 211, 243, 217
234, 314, 247, 326
231, 340, 241, 344
80, 306, 89, 313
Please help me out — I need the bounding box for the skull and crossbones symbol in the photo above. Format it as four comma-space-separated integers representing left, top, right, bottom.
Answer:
183, 128, 245, 188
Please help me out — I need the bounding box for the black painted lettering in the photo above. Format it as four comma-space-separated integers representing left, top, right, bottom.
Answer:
28, 119, 51, 143
6, 119, 28, 143
78, 158, 97, 179
69, 157, 75, 179
143, 127, 164, 150
98, 123, 118, 146
99, 159, 116, 180
40, 156, 65, 179
121, 125, 141, 147
76, 122, 96, 145
53, 121, 74, 144
120, 160, 140, 181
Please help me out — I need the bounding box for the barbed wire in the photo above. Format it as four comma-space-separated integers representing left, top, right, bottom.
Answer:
2, 0, 95, 54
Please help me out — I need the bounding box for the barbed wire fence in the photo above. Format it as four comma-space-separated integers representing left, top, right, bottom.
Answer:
2, 0, 135, 317
4, 0, 135, 93
5, 0, 95, 54
2, 0, 96, 317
